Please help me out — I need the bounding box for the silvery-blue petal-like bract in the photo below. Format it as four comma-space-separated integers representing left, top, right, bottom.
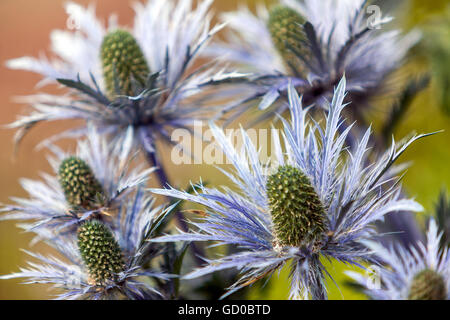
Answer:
7, 0, 246, 154
208, 0, 419, 118
347, 219, 450, 300
151, 77, 428, 299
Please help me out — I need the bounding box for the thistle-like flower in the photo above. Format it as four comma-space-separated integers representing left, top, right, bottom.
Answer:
151, 77, 429, 299
7, 0, 245, 156
209, 0, 419, 119
0, 190, 175, 300
0, 125, 153, 236
347, 219, 450, 300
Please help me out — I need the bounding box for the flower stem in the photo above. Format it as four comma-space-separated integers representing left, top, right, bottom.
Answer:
145, 149, 205, 267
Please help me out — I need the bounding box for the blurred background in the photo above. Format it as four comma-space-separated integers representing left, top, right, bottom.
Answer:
0, 0, 449, 299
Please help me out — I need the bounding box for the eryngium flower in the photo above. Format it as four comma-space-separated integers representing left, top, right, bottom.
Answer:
0, 191, 175, 300
347, 219, 450, 300
0, 126, 153, 236
7, 0, 245, 154
208, 0, 419, 118
151, 77, 427, 299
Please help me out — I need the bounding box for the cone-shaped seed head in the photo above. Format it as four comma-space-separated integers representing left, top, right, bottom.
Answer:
266, 165, 327, 247
58, 156, 104, 210
408, 269, 447, 300
101, 29, 150, 98
78, 220, 124, 285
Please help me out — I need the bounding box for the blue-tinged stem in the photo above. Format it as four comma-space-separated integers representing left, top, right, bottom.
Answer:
145, 149, 205, 267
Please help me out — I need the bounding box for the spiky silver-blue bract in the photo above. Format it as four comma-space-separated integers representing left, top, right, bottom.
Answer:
151, 77, 428, 299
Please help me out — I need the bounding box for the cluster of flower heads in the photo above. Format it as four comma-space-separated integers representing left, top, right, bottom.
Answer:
2, 0, 449, 300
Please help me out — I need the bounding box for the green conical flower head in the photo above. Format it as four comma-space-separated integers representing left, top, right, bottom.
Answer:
78, 220, 124, 285
58, 156, 104, 209
408, 269, 447, 300
266, 165, 327, 247
268, 6, 308, 75
101, 29, 150, 98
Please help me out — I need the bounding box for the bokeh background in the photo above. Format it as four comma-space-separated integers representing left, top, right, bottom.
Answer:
0, 0, 449, 299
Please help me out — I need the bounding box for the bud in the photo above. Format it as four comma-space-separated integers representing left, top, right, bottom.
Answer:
266, 165, 327, 247
268, 6, 308, 75
58, 156, 104, 210
78, 220, 124, 285
101, 29, 150, 98
408, 269, 447, 300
